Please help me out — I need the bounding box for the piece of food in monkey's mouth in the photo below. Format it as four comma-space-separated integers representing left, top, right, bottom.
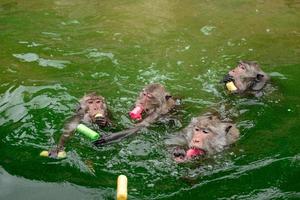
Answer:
186, 148, 205, 158
129, 106, 143, 120
226, 81, 237, 92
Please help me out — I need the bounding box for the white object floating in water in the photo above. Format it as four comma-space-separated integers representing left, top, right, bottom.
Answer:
117, 175, 128, 200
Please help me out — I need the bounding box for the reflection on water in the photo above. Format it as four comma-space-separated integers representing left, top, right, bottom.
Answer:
0, 0, 300, 199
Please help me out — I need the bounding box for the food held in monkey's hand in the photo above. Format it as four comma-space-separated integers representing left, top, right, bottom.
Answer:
40, 150, 66, 159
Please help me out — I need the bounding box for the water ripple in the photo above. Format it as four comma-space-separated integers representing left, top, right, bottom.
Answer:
0, 84, 76, 149
13, 53, 71, 69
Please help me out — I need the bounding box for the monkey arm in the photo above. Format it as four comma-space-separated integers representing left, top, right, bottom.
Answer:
56, 115, 81, 151
93, 126, 143, 146
93, 112, 160, 145
93, 112, 164, 146
137, 112, 160, 127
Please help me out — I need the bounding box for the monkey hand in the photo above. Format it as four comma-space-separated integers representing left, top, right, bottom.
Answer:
95, 116, 108, 127
48, 148, 59, 158
173, 147, 186, 158
93, 138, 107, 146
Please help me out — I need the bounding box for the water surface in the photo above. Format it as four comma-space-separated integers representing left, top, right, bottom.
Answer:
0, 1, 299, 199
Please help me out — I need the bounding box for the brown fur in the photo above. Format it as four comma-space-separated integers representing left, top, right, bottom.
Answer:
135, 83, 176, 126
222, 61, 269, 94
94, 83, 176, 145
165, 114, 239, 162
49, 93, 110, 157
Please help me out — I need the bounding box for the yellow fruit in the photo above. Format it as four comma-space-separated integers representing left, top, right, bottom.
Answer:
40, 150, 49, 157
57, 151, 67, 159
40, 150, 66, 159
226, 81, 237, 91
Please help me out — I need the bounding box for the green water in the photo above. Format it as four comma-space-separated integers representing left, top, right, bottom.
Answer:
0, 0, 299, 199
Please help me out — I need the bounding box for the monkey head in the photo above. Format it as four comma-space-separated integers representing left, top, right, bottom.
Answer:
222, 61, 269, 94
185, 115, 239, 155
79, 93, 108, 127
129, 83, 174, 121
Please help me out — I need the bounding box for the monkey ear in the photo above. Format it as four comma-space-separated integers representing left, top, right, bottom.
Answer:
252, 73, 267, 91
225, 125, 232, 134
76, 104, 81, 112
224, 124, 240, 144
165, 95, 172, 100
77, 97, 88, 113
76, 103, 86, 114
256, 73, 264, 80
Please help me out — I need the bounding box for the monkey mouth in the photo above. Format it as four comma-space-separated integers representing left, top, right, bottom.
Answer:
94, 113, 103, 118
93, 113, 106, 126
225, 81, 238, 92
186, 147, 206, 158
222, 74, 239, 92
222, 74, 238, 92
222, 74, 234, 83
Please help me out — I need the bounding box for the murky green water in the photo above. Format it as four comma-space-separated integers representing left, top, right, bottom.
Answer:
0, 1, 299, 199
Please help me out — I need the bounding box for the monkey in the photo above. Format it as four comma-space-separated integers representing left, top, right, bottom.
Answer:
165, 113, 239, 162
48, 92, 110, 158
222, 61, 269, 95
129, 83, 176, 126
93, 83, 177, 145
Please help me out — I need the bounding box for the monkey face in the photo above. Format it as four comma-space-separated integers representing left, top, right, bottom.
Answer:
137, 89, 161, 112
129, 84, 171, 120
80, 93, 108, 126
222, 61, 268, 93
188, 127, 211, 150
186, 115, 239, 154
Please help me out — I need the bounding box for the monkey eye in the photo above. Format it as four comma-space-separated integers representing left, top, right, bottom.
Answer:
96, 100, 101, 104
195, 128, 200, 132
143, 92, 153, 98
147, 94, 153, 98
87, 100, 93, 104
202, 129, 209, 134
239, 65, 246, 70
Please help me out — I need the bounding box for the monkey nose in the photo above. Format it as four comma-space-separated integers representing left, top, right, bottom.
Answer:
222, 74, 234, 83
